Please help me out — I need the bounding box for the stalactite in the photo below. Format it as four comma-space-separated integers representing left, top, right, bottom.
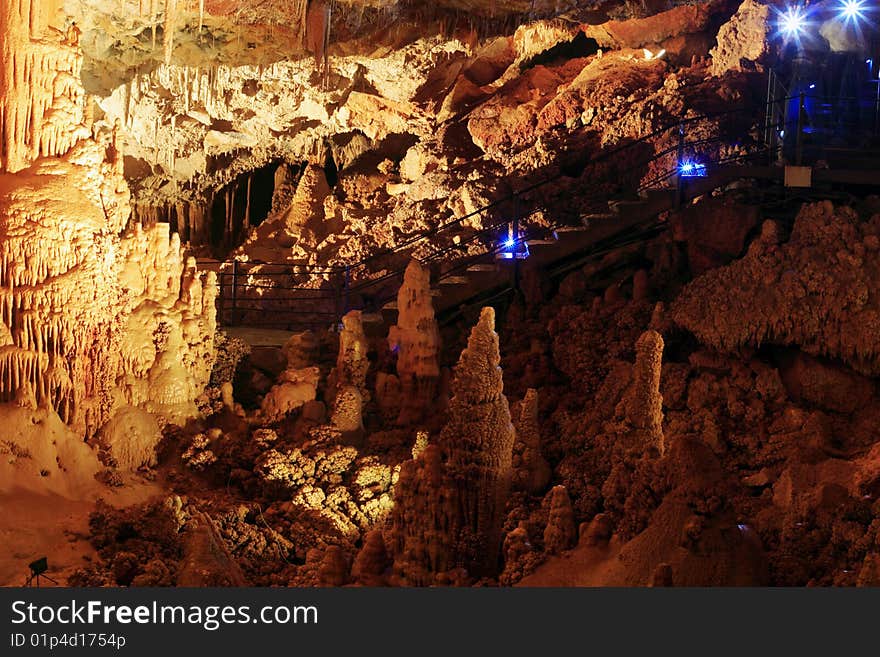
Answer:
162, 0, 177, 66
198, 0, 203, 36
0, 0, 89, 172
0, 0, 217, 437
150, 0, 157, 51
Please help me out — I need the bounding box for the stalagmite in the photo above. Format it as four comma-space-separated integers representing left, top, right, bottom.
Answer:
352, 530, 390, 586
318, 546, 349, 586
388, 260, 440, 425
391, 308, 515, 583
334, 310, 369, 401
281, 163, 330, 242
543, 485, 577, 554
511, 388, 551, 494
625, 330, 665, 454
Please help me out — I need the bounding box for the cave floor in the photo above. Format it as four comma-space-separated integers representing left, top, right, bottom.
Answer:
0, 478, 162, 587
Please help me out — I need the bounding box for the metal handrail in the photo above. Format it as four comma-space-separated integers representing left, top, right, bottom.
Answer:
215, 89, 876, 328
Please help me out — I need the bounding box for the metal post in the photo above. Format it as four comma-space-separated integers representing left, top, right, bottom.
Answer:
230, 260, 238, 326
765, 70, 778, 165
875, 80, 879, 137
795, 91, 805, 166
333, 269, 342, 330
512, 194, 521, 291
764, 70, 774, 151
343, 265, 351, 316
674, 122, 685, 209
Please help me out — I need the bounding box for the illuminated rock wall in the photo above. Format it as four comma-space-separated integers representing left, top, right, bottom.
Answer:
0, 0, 216, 442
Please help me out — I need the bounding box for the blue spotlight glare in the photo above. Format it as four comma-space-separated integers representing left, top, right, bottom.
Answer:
679, 160, 707, 178
839, 0, 866, 21
779, 6, 807, 38
498, 234, 529, 259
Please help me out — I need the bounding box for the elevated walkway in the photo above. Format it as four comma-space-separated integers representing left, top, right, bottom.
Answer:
209, 87, 880, 333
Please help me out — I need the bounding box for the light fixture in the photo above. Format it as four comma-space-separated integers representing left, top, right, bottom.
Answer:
498, 234, 529, 260
679, 160, 707, 178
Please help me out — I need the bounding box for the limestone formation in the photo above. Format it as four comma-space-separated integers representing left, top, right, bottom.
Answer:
389, 444, 451, 585
334, 310, 370, 402
0, 0, 91, 173
5, 0, 880, 595
95, 405, 162, 471
625, 330, 665, 454
282, 163, 331, 240
331, 385, 365, 444
543, 485, 577, 554
388, 260, 440, 425
672, 203, 880, 376
351, 530, 390, 586
318, 546, 349, 587
0, 0, 216, 445
391, 308, 515, 582
511, 389, 551, 494
261, 367, 321, 422
709, 0, 772, 76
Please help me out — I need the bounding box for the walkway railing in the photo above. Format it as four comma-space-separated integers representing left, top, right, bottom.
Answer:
214, 86, 878, 330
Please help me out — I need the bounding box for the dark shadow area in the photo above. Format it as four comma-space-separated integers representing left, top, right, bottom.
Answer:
520, 33, 600, 71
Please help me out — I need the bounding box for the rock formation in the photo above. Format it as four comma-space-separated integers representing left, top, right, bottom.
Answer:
708, 0, 772, 76
351, 530, 390, 586
389, 444, 450, 585
625, 329, 665, 454
318, 545, 349, 587
388, 260, 440, 425
0, 0, 216, 447
391, 307, 515, 582
6, 0, 879, 595
511, 388, 551, 494
672, 203, 880, 376
543, 485, 577, 554
334, 310, 370, 401
330, 385, 365, 444
0, 0, 91, 173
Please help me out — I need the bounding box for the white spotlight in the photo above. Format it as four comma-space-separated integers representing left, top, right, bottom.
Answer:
839, 0, 866, 21
779, 6, 806, 38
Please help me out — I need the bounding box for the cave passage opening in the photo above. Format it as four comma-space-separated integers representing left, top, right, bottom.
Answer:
209, 160, 283, 257
520, 32, 601, 71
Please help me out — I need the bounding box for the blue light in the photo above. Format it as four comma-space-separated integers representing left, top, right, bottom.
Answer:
838, 0, 866, 21
679, 160, 706, 177
499, 233, 529, 260
778, 6, 807, 38
808, 83, 815, 89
